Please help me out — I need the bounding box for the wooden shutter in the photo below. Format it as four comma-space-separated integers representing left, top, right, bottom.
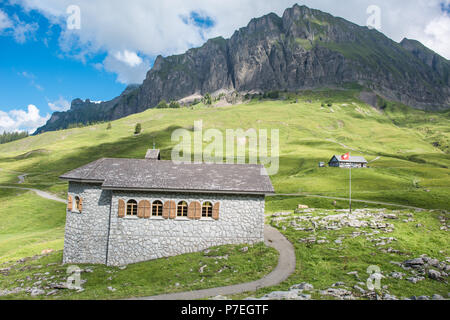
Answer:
169, 201, 177, 219
118, 199, 125, 218
78, 197, 83, 213
212, 202, 220, 220
67, 195, 73, 211
138, 200, 146, 218
143, 200, 151, 218
188, 202, 200, 220
163, 200, 175, 219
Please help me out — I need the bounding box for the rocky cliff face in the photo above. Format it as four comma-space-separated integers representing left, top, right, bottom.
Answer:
34, 4, 450, 135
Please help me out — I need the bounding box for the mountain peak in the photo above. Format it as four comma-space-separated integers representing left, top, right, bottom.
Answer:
34, 4, 450, 135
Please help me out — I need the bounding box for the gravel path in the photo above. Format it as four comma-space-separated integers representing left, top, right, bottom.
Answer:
130, 225, 296, 300
0, 185, 66, 204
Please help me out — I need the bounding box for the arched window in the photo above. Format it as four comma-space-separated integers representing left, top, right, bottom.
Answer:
126, 200, 138, 216
177, 201, 188, 217
202, 202, 213, 218
152, 200, 163, 217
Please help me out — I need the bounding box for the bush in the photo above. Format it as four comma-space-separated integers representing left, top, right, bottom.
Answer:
265, 91, 279, 99
106, 123, 112, 130
203, 93, 212, 105
157, 100, 168, 109
134, 123, 142, 135
169, 101, 181, 109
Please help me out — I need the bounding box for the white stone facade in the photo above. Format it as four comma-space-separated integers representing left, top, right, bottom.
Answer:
63, 182, 266, 266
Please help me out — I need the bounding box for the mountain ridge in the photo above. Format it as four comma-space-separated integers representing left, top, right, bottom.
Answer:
34, 4, 450, 135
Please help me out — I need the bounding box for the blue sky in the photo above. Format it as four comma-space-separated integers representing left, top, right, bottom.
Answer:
0, 0, 449, 133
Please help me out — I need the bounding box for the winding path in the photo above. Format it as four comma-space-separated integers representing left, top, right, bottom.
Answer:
131, 225, 296, 300
0, 185, 66, 204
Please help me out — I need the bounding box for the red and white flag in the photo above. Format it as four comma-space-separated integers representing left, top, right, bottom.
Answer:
341, 153, 350, 160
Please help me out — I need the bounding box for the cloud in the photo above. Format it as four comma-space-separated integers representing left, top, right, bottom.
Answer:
0, 105, 50, 134
0, 9, 13, 30
48, 96, 70, 111
101, 51, 150, 84
114, 50, 143, 68
18, 71, 44, 91
419, 13, 450, 58
0, 9, 38, 43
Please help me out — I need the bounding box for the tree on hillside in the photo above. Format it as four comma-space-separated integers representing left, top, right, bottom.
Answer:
203, 93, 212, 105
134, 123, 142, 135
169, 101, 181, 109
157, 100, 168, 109
0, 131, 29, 144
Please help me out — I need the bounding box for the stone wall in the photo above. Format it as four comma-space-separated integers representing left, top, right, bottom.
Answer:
107, 192, 265, 266
62, 183, 266, 266
63, 182, 112, 265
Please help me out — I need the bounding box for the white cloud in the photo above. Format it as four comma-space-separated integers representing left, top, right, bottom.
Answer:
14, 0, 450, 81
0, 9, 13, 30
418, 13, 450, 58
114, 50, 143, 68
48, 96, 70, 112
18, 71, 44, 91
0, 105, 50, 134
102, 52, 150, 84
0, 9, 38, 43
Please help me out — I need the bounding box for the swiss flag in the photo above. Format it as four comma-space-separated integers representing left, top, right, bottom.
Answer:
341, 153, 350, 160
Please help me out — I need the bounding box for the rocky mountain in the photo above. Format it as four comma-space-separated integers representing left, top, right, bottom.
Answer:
34, 4, 450, 135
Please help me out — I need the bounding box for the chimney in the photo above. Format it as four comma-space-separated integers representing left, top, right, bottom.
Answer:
145, 149, 160, 160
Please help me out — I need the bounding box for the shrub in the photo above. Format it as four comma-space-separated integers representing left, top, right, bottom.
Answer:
134, 123, 142, 135
169, 101, 181, 109
266, 91, 279, 99
203, 93, 212, 105
157, 100, 168, 109
106, 123, 112, 130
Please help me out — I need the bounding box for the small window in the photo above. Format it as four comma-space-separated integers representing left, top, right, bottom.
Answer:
177, 201, 188, 217
152, 200, 163, 217
75, 196, 81, 211
126, 200, 138, 216
202, 202, 213, 218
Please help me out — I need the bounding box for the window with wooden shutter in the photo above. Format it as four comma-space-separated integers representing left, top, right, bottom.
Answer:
127, 200, 138, 216
163, 200, 176, 219
188, 201, 197, 219
67, 195, 73, 211
152, 201, 163, 217
118, 199, 125, 217
177, 201, 188, 217
212, 202, 220, 220
202, 202, 213, 218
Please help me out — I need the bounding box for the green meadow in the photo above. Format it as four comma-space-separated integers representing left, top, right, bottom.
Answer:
0, 88, 448, 299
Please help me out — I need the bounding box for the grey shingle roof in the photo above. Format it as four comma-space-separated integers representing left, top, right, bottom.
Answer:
60, 158, 274, 195
330, 155, 368, 163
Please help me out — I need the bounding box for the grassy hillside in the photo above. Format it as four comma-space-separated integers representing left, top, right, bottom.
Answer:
0, 189, 66, 263
0, 88, 448, 299
0, 88, 448, 209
